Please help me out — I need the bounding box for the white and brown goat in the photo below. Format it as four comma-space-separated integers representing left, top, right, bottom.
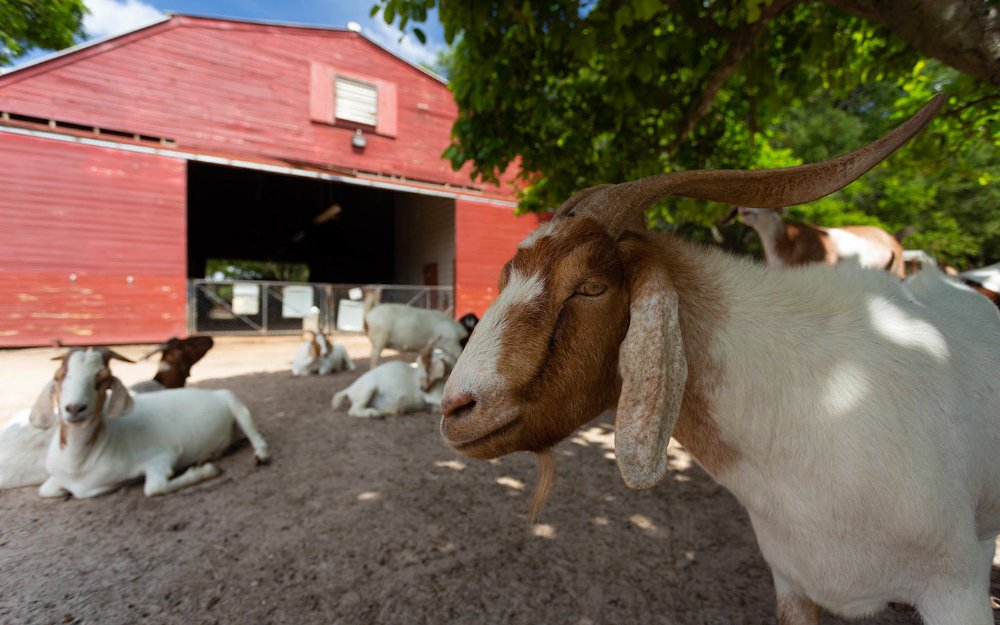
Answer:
439, 95, 1000, 625
332, 338, 455, 418
292, 331, 355, 376
0, 336, 214, 491
29, 347, 269, 498
721, 206, 906, 277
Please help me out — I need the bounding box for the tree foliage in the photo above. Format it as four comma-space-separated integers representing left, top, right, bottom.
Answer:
0, 0, 87, 66
376, 0, 1000, 268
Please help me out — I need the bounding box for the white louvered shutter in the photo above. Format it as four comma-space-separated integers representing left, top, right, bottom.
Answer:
335, 77, 378, 126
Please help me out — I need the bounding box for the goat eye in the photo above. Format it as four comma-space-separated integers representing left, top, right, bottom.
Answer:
575, 281, 606, 297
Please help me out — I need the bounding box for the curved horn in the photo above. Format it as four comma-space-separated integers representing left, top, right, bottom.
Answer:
563, 94, 945, 237
139, 343, 169, 361
98, 348, 135, 364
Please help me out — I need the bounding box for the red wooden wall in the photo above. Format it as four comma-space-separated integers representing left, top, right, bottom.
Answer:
0, 16, 509, 197
0, 133, 187, 347
454, 198, 541, 317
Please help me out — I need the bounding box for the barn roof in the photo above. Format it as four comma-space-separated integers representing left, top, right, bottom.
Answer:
0, 13, 447, 85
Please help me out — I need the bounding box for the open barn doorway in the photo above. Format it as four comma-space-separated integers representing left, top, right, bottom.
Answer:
185, 162, 456, 333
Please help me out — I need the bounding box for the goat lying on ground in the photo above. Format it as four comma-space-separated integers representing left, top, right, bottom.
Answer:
129, 335, 214, 392
439, 95, 1000, 625
364, 304, 468, 368
722, 206, 906, 277
1, 337, 214, 490
292, 331, 355, 376
29, 347, 269, 498
332, 339, 454, 418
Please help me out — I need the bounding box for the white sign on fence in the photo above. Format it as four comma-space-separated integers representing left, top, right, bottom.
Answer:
281, 285, 314, 318
337, 300, 366, 332
232, 283, 260, 315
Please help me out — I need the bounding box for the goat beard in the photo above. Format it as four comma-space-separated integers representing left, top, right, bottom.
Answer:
529, 449, 557, 524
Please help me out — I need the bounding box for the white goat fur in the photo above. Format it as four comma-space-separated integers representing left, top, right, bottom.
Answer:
447, 234, 1000, 625
0, 363, 193, 490
365, 304, 467, 368
292, 332, 355, 376
332, 348, 453, 418
31, 350, 269, 498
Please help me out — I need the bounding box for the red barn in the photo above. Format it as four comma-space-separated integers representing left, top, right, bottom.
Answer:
0, 14, 538, 347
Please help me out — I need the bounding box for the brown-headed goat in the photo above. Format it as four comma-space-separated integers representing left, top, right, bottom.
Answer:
439, 95, 1000, 625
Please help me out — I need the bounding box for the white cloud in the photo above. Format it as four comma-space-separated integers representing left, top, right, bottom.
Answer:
84, 0, 164, 40
363, 16, 445, 72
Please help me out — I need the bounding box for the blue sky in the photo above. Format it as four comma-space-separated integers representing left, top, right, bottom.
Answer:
9, 0, 448, 73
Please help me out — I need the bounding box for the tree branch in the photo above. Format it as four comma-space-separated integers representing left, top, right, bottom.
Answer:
667, 0, 801, 155
824, 0, 1000, 85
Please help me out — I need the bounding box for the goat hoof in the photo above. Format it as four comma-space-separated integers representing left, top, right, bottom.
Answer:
255, 453, 271, 466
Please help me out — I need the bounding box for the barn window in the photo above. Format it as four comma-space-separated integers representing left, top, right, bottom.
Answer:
310, 62, 398, 137
335, 77, 378, 126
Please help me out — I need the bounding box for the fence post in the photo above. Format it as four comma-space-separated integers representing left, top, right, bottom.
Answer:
261, 286, 268, 334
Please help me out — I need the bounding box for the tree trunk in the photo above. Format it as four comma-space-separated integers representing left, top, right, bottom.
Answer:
826, 0, 1000, 85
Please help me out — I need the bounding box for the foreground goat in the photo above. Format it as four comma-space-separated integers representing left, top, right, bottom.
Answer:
722, 206, 906, 277
440, 95, 1000, 625
129, 335, 214, 392
30, 348, 269, 498
332, 339, 454, 418
291, 331, 355, 376
364, 304, 468, 368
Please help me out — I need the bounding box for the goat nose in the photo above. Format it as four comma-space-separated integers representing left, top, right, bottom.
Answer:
64, 403, 87, 419
442, 393, 476, 421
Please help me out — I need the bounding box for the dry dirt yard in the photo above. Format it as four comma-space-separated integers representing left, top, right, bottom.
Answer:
0, 337, 997, 625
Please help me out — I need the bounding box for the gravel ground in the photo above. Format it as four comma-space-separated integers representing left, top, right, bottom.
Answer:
0, 337, 996, 624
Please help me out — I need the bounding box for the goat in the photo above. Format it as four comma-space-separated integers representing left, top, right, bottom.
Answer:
29, 347, 269, 498
1, 337, 212, 490
721, 206, 906, 277
456, 312, 480, 347
292, 331, 355, 376
332, 338, 454, 418
958, 262, 1000, 309
439, 95, 1000, 625
129, 335, 214, 392
364, 303, 468, 368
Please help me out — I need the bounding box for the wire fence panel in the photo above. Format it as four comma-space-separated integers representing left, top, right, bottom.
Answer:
189, 280, 454, 336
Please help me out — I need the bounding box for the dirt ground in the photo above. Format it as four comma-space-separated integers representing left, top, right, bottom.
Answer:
0, 337, 997, 625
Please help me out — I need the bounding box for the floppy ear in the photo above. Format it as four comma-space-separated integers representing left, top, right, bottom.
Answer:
614, 264, 687, 489
104, 377, 134, 418
28, 380, 58, 429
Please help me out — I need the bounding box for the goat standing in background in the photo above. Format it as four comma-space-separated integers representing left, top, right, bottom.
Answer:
722, 206, 906, 277
439, 95, 1000, 625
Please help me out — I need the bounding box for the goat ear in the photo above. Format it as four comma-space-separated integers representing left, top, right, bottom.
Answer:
28, 380, 58, 429
104, 377, 134, 419
614, 265, 687, 489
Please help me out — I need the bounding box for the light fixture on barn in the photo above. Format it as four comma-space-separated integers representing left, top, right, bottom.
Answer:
351, 128, 367, 150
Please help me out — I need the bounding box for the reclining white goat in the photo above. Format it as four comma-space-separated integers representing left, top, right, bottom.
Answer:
30, 348, 269, 498
292, 331, 355, 376
332, 339, 454, 418
1, 337, 215, 490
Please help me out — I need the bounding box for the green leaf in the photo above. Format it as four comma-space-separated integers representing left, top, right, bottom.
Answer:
413, 27, 427, 44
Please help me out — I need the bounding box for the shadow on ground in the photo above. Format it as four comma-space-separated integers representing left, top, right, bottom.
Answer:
0, 368, 995, 624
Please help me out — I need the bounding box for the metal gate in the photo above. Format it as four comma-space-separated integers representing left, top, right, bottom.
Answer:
187, 280, 455, 335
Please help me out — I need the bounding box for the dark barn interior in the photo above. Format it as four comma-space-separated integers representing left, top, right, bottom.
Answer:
187, 162, 396, 283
